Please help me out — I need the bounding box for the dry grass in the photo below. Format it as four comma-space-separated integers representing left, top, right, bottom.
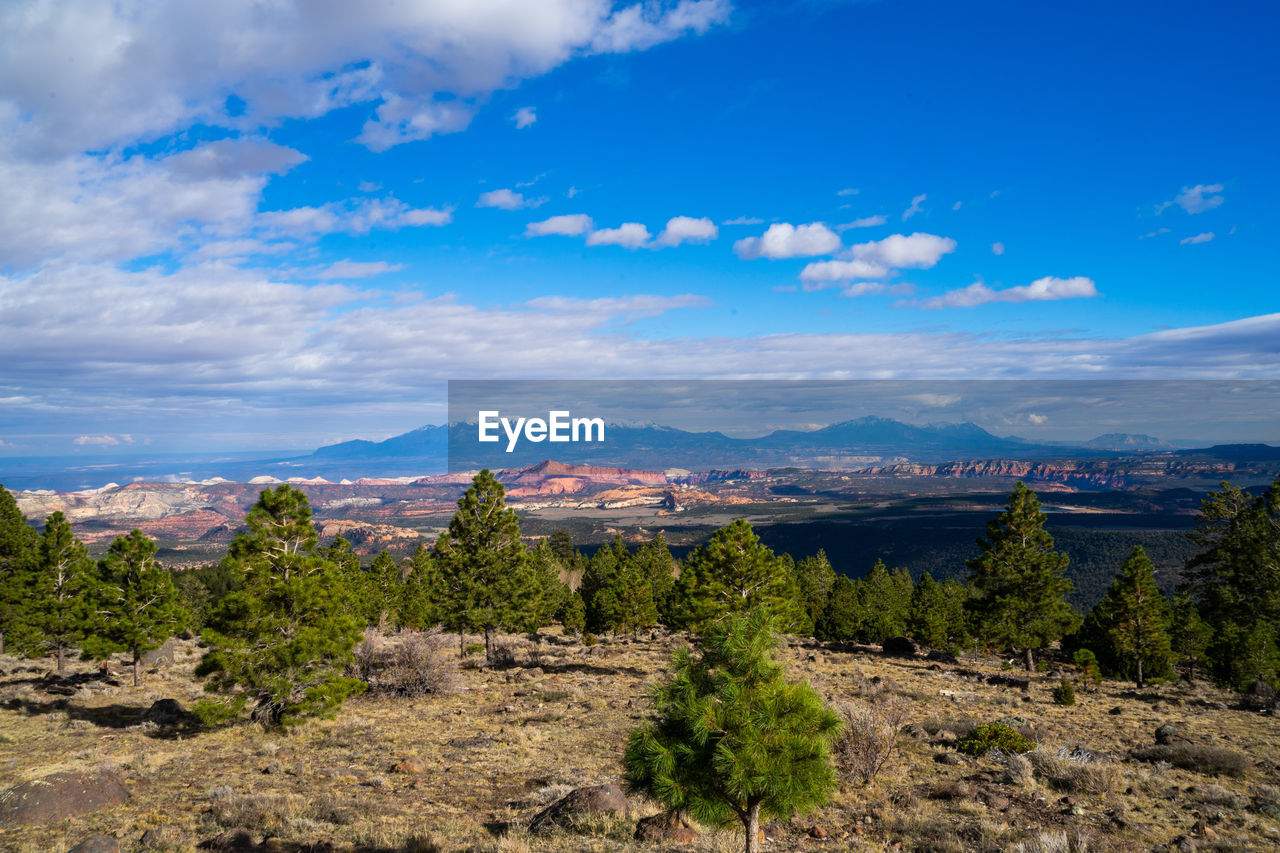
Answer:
1, 630, 1278, 853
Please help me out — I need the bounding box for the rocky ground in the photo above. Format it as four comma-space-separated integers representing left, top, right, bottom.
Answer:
1, 631, 1278, 853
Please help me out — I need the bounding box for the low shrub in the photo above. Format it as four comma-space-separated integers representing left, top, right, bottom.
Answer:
465, 643, 485, 656
1072, 650, 1101, 687
832, 696, 909, 785
955, 723, 1035, 756
583, 633, 597, 647
1052, 679, 1076, 706
1028, 747, 1121, 795
1131, 743, 1250, 777
353, 627, 458, 696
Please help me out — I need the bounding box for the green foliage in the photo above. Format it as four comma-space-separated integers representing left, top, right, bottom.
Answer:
400, 543, 442, 629
196, 485, 366, 726
365, 550, 403, 627
560, 590, 586, 636
966, 482, 1081, 670
908, 572, 969, 651
1085, 546, 1172, 687
172, 561, 241, 629
24, 512, 97, 674
815, 575, 860, 642
582, 536, 657, 636
0, 485, 40, 656
582, 632, 597, 647
465, 642, 485, 656
954, 723, 1035, 756
667, 519, 806, 634
82, 530, 187, 686
794, 550, 836, 635
1072, 649, 1101, 686
624, 610, 841, 853
1168, 591, 1212, 681
435, 470, 541, 656
1186, 477, 1280, 690
1052, 679, 1076, 706
813, 560, 913, 645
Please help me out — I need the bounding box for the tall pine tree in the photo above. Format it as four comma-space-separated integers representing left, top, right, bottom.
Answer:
909, 572, 969, 652
0, 485, 40, 656
1090, 545, 1172, 687
83, 530, 187, 686
196, 485, 365, 726
28, 512, 97, 675
966, 482, 1079, 671
435, 470, 538, 658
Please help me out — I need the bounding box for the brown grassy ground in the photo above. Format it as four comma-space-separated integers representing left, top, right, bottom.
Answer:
1, 631, 1278, 853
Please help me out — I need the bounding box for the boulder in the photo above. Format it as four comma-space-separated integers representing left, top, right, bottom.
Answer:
67, 836, 122, 853
140, 825, 182, 848
205, 826, 259, 852
1155, 723, 1186, 745
881, 636, 916, 657
1243, 680, 1278, 712
0, 770, 129, 826
529, 784, 630, 833
635, 811, 698, 842
140, 637, 179, 668
141, 698, 189, 726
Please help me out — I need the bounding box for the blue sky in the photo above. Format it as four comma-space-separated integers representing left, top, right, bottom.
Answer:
0, 0, 1277, 456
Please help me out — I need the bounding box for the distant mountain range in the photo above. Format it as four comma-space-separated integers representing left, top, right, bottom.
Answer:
306, 417, 1190, 474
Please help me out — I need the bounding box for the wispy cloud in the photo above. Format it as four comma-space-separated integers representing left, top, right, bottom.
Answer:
835, 215, 887, 232
476, 188, 546, 210
1158, 183, 1224, 215
586, 222, 652, 249
918, 276, 1098, 309
991, 242, 1005, 255
513, 106, 537, 129
1181, 232, 1214, 245
525, 214, 594, 237
902, 193, 927, 221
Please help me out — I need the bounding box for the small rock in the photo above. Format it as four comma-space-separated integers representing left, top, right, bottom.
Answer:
808, 825, 827, 838
881, 636, 916, 657
66, 836, 121, 853
209, 826, 258, 852
1171, 834, 1198, 852
530, 784, 630, 833
1108, 706, 1123, 715
0, 769, 129, 826
392, 759, 423, 774
1155, 723, 1184, 745
934, 751, 965, 766
140, 698, 188, 726
635, 811, 698, 842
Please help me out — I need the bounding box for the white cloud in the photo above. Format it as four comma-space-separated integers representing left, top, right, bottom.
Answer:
258, 197, 452, 237
525, 214, 593, 237
734, 223, 841, 259
590, 0, 731, 52
513, 106, 537, 129
835, 215, 887, 231
722, 216, 764, 226
799, 259, 890, 283
1140, 228, 1170, 240
1159, 184, 1224, 215
952, 201, 962, 211
1028, 413, 1048, 425
902, 193, 926, 221
991, 242, 1005, 255
836, 187, 859, 197
919, 276, 1098, 309
476, 188, 545, 210
74, 435, 120, 447
586, 222, 652, 248
358, 181, 381, 193
654, 216, 717, 247
1181, 232, 1214, 245
848, 232, 956, 269
839, 282, 915, 298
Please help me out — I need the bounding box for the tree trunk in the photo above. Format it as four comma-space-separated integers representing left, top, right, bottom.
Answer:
484, 627, 493, 659
56, 643, 65, 676
743, 800, 761, 853
0, 630, 6, 656
133, 648, 141, 688
1024, 647, 1035, 672
459, 631, 465, 658
1135, 656, 1144, 689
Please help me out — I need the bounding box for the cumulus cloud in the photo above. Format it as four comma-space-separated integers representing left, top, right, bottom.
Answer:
302, 260, 405, 280
848, 232, 956, 269
799, 259, 890, 283
919, 276, 1098, 309
902, 193, 926, 221
654, 216, 717, 247
586, 222, 652, 248
476, 188, 545, 210
1159, 183, 1224, 215
991, 242, 1005, 255
590, 0, 731, 52
839, 282, 915, 298
513, 106, 537, 129
74, 435, 124, 446
525, 214, 594, 237
1181, 232, 1214, 245
258, 197, 452, 238
734, 223, 841, 259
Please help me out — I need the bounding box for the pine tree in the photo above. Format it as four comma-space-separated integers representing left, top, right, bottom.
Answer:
365, 550, 403, 628
909, 572, 969, 652
1186, 477, 1280, 690
1094, 546, 1172, 688
666, 519, 805, 633
318, 535, 369, 624
83, 530, 187, 686
858, 560, 913, 644
816, 575, 862, 642
1168, 590, 1212, 681
0, 485, 40, 656
624, 610, 841, 853
27, 512, 97, 675
528, 539, 574, 630
966, 482, 1080, 671
435, 470, 537, 658
795, 550, 836, 636
582, 536, 657, 636
196, 485, 365, 726
635, 532, 676, 613
400, 543, 442, 630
